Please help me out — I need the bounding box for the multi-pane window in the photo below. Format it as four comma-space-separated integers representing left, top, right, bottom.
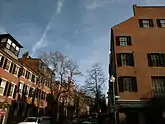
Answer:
0, 79, 6, 95
13, 65, 19, 76
117, 53, 134, 66
116, 36, 132, 46
3, 59, 11, 71
139, 19, 154, 28
22, 69, 26, 77
157, 19, 165, 28
18, 82, 23, 94
25, 71, 30, 79
152, 76, 165, 92
31, 74, 35, 83
8, 83, 15, 97
147, 53, 165, 67
29, 73, 32, 81
6, 39, 20, 56
6, 39, 12, 49
118, 76, 138, 92
26, 86, 30, 96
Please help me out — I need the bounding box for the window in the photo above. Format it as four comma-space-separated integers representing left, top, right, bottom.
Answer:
13, 65, 19, 76
118, 77, 138, 92
147, 53, 165, 67
31, 74, 35, 83
8, 83, 15, 97
0, 79, 6, 95
152, 76, 165, 91
25, 71, 30, 79
6, 39, 12, 49
29, 73, 32, 81
117, 53, 134, 66
157, 19, 165, 28
19, 82, 23, 94
139, 19, 154, 28
26, 86, 30, 96
116, 36, 132, 46
3, 59, 11, 71
22, 69, 26, 77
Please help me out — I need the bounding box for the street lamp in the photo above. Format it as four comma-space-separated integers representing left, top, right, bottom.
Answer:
110, 75, 117, 124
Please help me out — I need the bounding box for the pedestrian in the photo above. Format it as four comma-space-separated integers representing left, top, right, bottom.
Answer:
98, 114, 112, 124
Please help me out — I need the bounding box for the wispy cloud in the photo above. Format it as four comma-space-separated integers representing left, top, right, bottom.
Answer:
56, 0, 64, 14
85, 0, 118, 10
31, 0, 64, 56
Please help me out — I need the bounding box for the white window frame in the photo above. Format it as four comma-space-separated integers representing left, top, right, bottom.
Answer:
13, 64, 20, 77
160, 19, 165, 28
8, 82, 15, 98
19, 81, 24, 94
142, 20, 150, 28
29, 72, 32, 81
0, 78, 7, 96
5, 58, 12, 72
26, 85, 30, 97
22, 68, 26, 77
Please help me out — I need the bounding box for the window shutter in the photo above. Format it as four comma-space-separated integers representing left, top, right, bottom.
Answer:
129, 53, 134, 66
116, 36, 120, 46
0, 56, 4, 67
9, 63, 13, 73
132, 77, 138, 92
12, 64, 16, 74
118, 77, 124, 92
147, 54, 152, 66
22, 84, 26, 94
156, 19, 161, 28
13, 85, 18, 98
17, 82, 20, 93
3, 59, 7, 69
3, 81, 9, 96
7, 83, 12, 96
139, 19, 143, 27
127, 36, 132, 45
149, 19, 154, 27
117, 53, 122, 66
161, 54, 165, 66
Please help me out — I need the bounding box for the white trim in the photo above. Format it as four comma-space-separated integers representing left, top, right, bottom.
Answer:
5, 59, 12, 72
117, 99, 144, 102
8, 83, 15, 98
14, 65, 19, 77
0, 77, 7, 81
0, 53, 2, 56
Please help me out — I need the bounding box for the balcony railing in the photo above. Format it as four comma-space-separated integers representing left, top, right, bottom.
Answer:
140, 89, 165, 100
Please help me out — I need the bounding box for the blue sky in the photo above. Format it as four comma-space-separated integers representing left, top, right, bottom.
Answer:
0, 0, 165, 93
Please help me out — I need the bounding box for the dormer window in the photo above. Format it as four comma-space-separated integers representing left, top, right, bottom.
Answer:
6, 39, 12, 49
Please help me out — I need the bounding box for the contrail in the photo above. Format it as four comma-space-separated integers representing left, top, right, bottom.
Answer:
31, 0, 63, 56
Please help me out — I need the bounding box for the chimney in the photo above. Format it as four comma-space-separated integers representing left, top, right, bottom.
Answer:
22, 51, 31, 59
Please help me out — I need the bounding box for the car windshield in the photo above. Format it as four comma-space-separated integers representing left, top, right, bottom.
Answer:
24, 118, 38, 122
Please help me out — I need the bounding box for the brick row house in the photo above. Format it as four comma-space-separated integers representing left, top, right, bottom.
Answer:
109, 5, 165, 124
0, 34, 54, 124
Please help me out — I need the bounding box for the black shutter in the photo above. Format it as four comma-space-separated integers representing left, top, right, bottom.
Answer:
118, 77, 124, 92
22, 84, 26, 94
129, 53, 134, 66
7, 83, 12, 96
13, 85, 18, 98
139, 19, 143, 27
147, 54, 152, 66
116, 36, 120, 46
9, 63, 13, 73
156, 19, 161, 28
161, 54, 165, 66
117, 53, 122, 66
17, 82, 20, 93
3, 81, 9, 96
0, 56, 4, 67
0, 78, 2, 85
127, 36, 132, 45
149, 19, 154, 27
12, 64, 16, 74
132, 77, 138, 92
3, 58, 7, 69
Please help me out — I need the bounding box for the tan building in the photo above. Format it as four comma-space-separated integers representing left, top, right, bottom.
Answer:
0, 34, 53, 124
109, 5, 165, 124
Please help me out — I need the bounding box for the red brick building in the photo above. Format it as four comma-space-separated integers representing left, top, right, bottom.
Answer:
109, 5, 165, 124
0, 34, 54, 124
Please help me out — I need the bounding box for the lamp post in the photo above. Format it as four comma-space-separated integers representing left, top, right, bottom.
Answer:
110, 75, 117, 124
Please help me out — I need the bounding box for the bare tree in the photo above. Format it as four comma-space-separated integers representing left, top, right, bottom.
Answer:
39, 51, 82, 121
84, 63, 106, 111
